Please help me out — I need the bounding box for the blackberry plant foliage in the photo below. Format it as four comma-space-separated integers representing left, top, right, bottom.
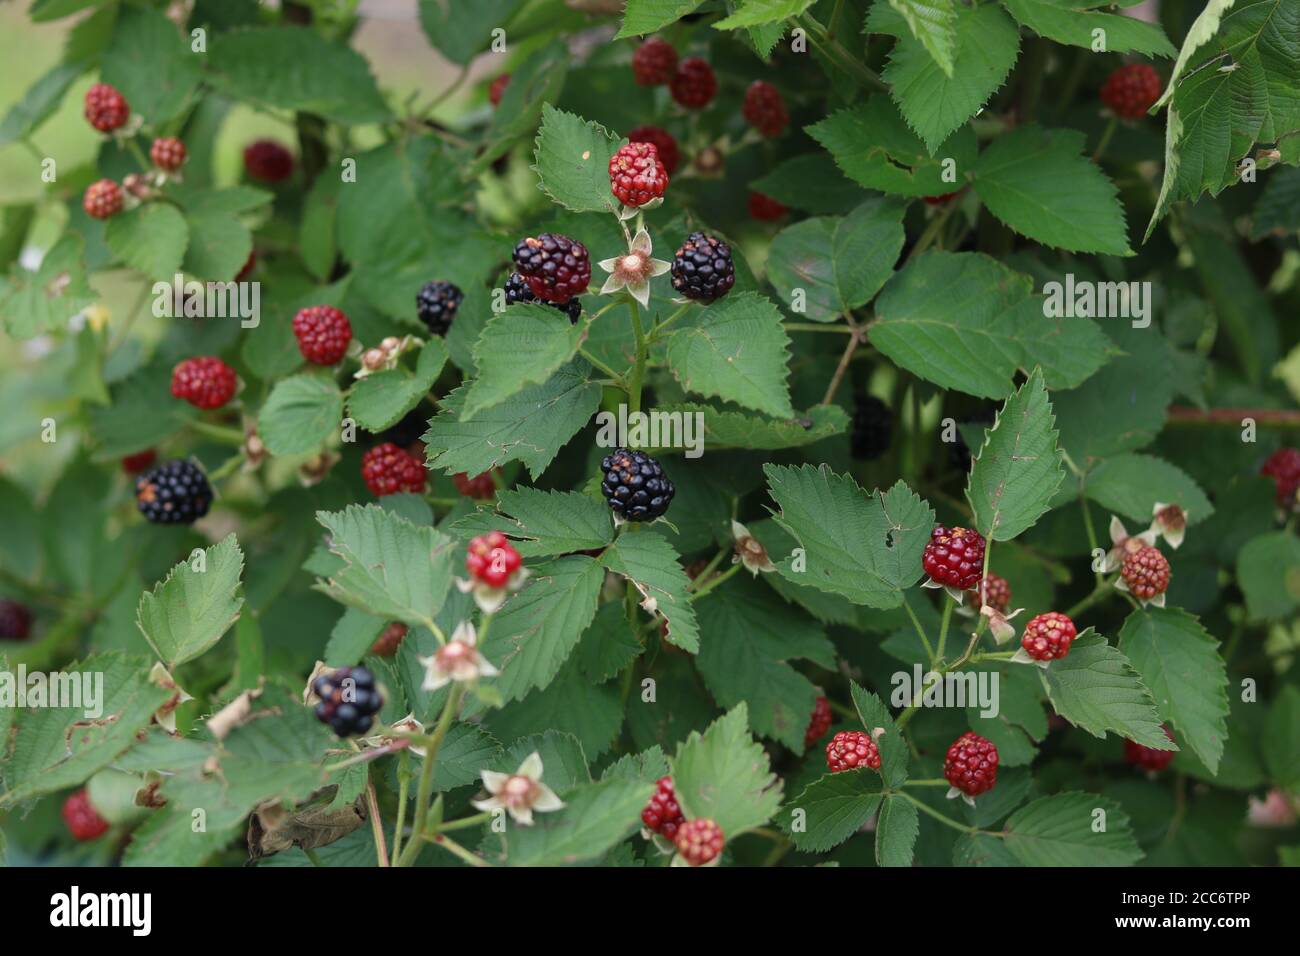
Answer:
0, 0, 1297, 874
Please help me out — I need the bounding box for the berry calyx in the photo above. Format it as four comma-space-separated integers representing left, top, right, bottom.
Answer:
488, 73, 510, 106
748, 190, 788, 221
150, 137, 187, 172
135, 459, 213, 525
0, 599, 33, 640
361, 443, 427, 497
453, 470, 498, 500
600, 448, 675, 521
465, 531, 523, 589
312, 666, 384, 737
83, 179, 123, 220
121, 449, 157, 475
674, 817, 724, 866
1021, 611, 1077, 661
512, 233, 591, 303
1260, 447, 1300, 510
670, 231, 735, 303
805, 695, 833, 749
416, 280, 464, 336
63, 789, 110, 841
632, 37, 678, 86
944, 731, 998, 797
670, 57, 717, 109
922, 526, 987, 591
371, 622, 408, 657
171, 356, 238, 409
628, 125, 679, 174
826, 730, 881, 772
293, 305, 352, 365
641, 775, 684, 839
84, 83, 128, 133
502, 272, 581, 322
1121, 545, 1170, 601
742, 80, 788, 137
850, 394, 892, 460
976, 573, 1011, 612
609, 140, 668, 207
243, 139, 295, 182
1100, 63, 1161, 119
1124, 726, 1176, 772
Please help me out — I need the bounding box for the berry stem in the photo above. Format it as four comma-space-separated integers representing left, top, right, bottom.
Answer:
427, 832, 492, 867
901, 595, 936, 664
396, 683, 465, 867
1064, 578, 1114, 619
686, 547, 729, 591
648, 302, 694, 340
626, 295, 648, 414
935, 596, 954, 661
578, 347, 626, 385
688, 563, 740, 602
188, 421, 247, 446
1078, 493, 1105, 586
906, 199, 959, 263
430, 810, 493, 834
364, 772, 390, 867
303, 847, 326, 866
797, 13, 888, 92
902, 779, 950, 786
390, 749, 411, 865
897, 791, 981, 835
1092, 116, 1118, 163
821, 318, 863, 405
782, 322, 857, 334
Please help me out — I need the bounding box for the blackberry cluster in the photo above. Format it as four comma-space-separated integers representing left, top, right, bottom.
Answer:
512, 233, 591, 302
1021, 611, 1077, 661
670, 58, 717, 109
370, 622, 408, 658
63, 789, 110, 841
826, 730, 881, 772
488, 73, 510, 106
293, 305, 352, 365
1100, 63, 1161, 119
922, 525, 986, 590
600, 448, 675, 521
748, 191, 788, 221
1124, 726, 1176, 772
312, 666, 383, 737
804, 695, 832, 749
641, 776, 684, 840
503, 272, 581, 322
850, 394, 892, 460
0, 599, 32, 640
243, 139, 294, 182
83, 179, 123, 220
670, 232, 734, 303
150, 137, 186, 172
628, 125, 680, 175
1121, 545, 1171, 600
976, 573, 1011, 612
674, 818, 724, 866
742, 80, 788, 137
944, 731, 998, 797
84, 83, 128, 133
1261, 447, 1300, 509
632, 37, 677, 86
416, 280, 464, 336
135, 460, 213, 525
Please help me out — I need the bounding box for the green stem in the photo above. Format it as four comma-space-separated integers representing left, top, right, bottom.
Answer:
426, 832, 491, 867
626, 296, 647, 414
1092, 115, 1118, 163
303, 847, 326, 866
390, 749, 411, 865
649, 302, 693, 340
907, 200, 959, 262
903, 779, 951, 787
396, 684, 465, 867
1079, 494, 1105, 585
901, 595, 936, 664
898, 791, 981, 835
578, 348, 625, 385
798, 13, 888, 92
782, 322, 856, 334
431, 811, 493, 834
1065, 579, 1114, 619
189, 421, 246, 446
688, 563, 740, 602
686, 547, 729, 592
935, 597, 954, 662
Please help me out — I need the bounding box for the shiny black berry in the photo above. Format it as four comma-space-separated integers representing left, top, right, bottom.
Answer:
312, 666, 383, 737
135, 459, 213, 525
670, 231, 734, 303
416, 280, 463, 336
503, 271, 581, 322
851, 394, 892, 461
600, 448, 675, 521
512, 233, 591, 302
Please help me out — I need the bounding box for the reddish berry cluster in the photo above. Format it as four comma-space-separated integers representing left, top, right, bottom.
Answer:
0, 598, 32, 640
922, 526, 986, 590
465, 531, 523, 588
628, 125, 679, 174
742, 81, 788, 137
488, 73, 510, 107
243, 139, 294, 182
1125, 726, 1176, 772
748, 191, 787, 221
609, 141, 668, 207
976, 573, 1011, 612
1121, 545, 1171, 600
293, 305, 352, 365
641, 775, 684, 839
370, 622, 408, 657
150, 137, 187, 172
361, 443, 426, 496
453, 470, 498, 500
121, 449, 157, 474
804, 695, 832, 749
1261, 447, 1300, 509
1100, 63, 1161, 119
83, 179, 123, 220
171, 356, 237, 409
84, 83, 128, 132
674, 817, 724, 866
670, 57, 717, 109
826, 730, 881, 772
512, 233, 591, 302
632, 38, 678, 86
1021, 611, 1077, 661
944, 731, 998, 797
63, 789, 110, 841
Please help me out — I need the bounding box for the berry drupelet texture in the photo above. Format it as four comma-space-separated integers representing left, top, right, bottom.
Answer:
1260, 447, 1300, 509
416, 280, 464, 336
1021, 611, 1077, 661
600, 448, 675, 521
243, 139, 295, 182
453, 470, 498, 500
609, 140, 668, 207
513, 233, 591, 302
83, 179, 123, 220
826, 730, 881, 772
63, 789, 110, 841
670, 57, 717, 108
628, 125, 679, 175
742, 80, 788, 137
975, 573, 1011, 612
0, 599, 32, 640
293, 305, 352, 365
1100, 63, 1161, 119
502, 272, 582, 322
922, 526, 986, 590
850, 394, 892, 460
670, 231, 735, 302
804, 695, 833, 749
370, 622, 408, 657
674, 817, 724, 866
171, 356, 238, 409
84, 83, 128, 132
632, 38, 678, 86
150, 137, 187, 172
361, 443, 427, 496
135, 459, 213, 525
1121, 545, 1171, 600
312, 667, 384, 737
1125, 726, 1176, 772
641, 776, 684, 839
465, 531, 523, 588
944, 731, 998, 797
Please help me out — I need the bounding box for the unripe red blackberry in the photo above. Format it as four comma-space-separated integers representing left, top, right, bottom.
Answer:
641, 775, 684, 839
489, 73, 510, 106
609, 140, 668, 207
826, 730, 881, 772
748, 190, 788, 221
63, 789, 110, 841
292, 305, 352, 365
1021, 611, 1077, 661
804, 695, 832, 749
370, 622, 408, 657
1121, 545, 1170, 601
83, 179, 123, 220
121, 449, 157, 474
923, 192, 961, 206
628, 125, 679, 174
670, 58, 716, 109
513, 233, 591, 303
465, 531, 523, 588
742, 80, 788, 137
150, 137, 187, 172
84, 83, 128, 132
171, 356, 238, 409
944, 731, 998, 797
453, 470, 498, 500
243, 139, 294, 182
975, 573, 1010, 612
1260, 448, 1300, 509
922, 526, 986, 590
361, 443, 426, 496
1100, 63, 1161, 119
1125, 726, 1175, 772
632, 38, 678, 86
674, 817, 724, 866
0, 599, 32, 640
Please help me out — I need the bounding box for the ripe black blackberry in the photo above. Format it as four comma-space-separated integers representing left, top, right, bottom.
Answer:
416, 280, 463, 336
503, 272, 581, 322
670, 231, 734, 303
512, 233, 591, 302
135, 460, 213, 525
851, 394, 892, 460
600, 448, 675, 521
312, 666, 383, 737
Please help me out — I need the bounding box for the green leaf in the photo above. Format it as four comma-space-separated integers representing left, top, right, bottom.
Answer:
1003, 792, 1143, 865
0, 234, 95, 339
967, 369, 1064, 540
0, 477, 40, 580
136, 535, 245, 669
432, 724, 504, 792
1001, 0, 1176, 57
885, 0, 958, 77
88, 361, 199, 460
750, 153, 870, 214
323, 607, 386, 667
1039, 631, 1175, 749
872, 1, 1020, 154
600, 530, 699, 653
483, 660, 623, 759
617, 0, 707, 37
1263, 685, 1300, 789
1118, 607, 1229, 774
346, 339, 448, 432
533, 105, 622, 214
870, 252, 1112, 398
973, 125, 1132, 255
714, 0, 817, 29
576, 602, 644, 684
0, 62, 84, 148
664, 292, 794, 418
671, 704, 783, 837
1084, 453, 1214, 526
849, 681, 910, 788
417, 0, 523, 65
259, 372, 344, 456
104, 203, 190, 277
875, 794, 920, 867
464, 305, 589, 418
450, 488, 615, 558
1236, 531, 1300, 620
639, 402, 847, 453
180, 203, 252, 282
314, 504, 456, 627
764, 465, 934, 608
764, 198, 906, 321
495, 730, 591, 795
102, 5, 201, 123
500, 776, 653, 866
781, 770, 884, 852
480, 557, 605, 703
424, 362, 602, 480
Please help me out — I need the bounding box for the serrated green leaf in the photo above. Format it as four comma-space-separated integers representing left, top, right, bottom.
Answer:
885, 0, 958, 76
0, 234, 95, 339
849, 681, 909, 787
102, 5, 201, 123
617, 0, 707, 37
450, 488, 615, 558
533, 104, 622, 214
88, 361, 199, 460
483, 660, 623, 759
495, 730, 590, 794
576, 602, 644, 684
104, 203, 189, 278
0, 61, 84, 148
672, 704, 783, 837
1263, 685, 1300, 788
781, 770, 883, 852
259, 372, 343, 456
499, 776, 653, 866
136, 534, 244, 668
714, 0, 816, 29
465, 305, 588, 418
1236, 530, 1300, 620
600, 530, 699, 653
1001, 0, 1176, 57
875, 794, 920, 866
1084, 453, 1214, 526
417, 0, 523, 65
324, 607, 386, 667
750, 153, 870, 214
347, 339, 447, 432
640, 403, 848, 452
1004, 792, 1143, 865
432, 723, 504, 792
